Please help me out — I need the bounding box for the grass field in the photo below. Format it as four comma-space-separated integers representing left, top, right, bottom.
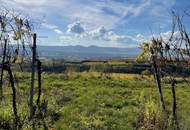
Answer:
1, 72, 190, 129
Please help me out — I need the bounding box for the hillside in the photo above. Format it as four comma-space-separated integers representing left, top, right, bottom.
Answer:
37, 45, 141, 60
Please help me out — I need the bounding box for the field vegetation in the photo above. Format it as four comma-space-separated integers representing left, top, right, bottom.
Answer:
1, 63, 190, 129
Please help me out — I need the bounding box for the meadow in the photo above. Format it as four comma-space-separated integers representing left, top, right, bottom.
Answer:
1, 68, 190, 129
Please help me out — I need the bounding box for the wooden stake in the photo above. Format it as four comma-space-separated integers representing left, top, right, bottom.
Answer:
36, 60, 42, 107
29, 33, 37, 119
7, 64, 18, 128
0, 39, 7, 100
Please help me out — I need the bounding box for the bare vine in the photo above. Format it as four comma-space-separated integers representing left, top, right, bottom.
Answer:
0, 8, 43, 129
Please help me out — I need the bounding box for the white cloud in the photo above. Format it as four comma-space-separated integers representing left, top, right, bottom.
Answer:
81, 26, 107, 40
108, 32, 133, 42
131, 0, 151, 17
67, 21, 85, 34
13, 0, 46, 6
136, 34, 145, 42
42, 20, 146, 46
79, 25, 144, 44
42, 23, 57, 30
42, 22, 64, 35
58, 22, 146, 47
54, 29, 63, 35
59, 35, 72, 42
142, 31, 181, 45
160, 31, 180, 41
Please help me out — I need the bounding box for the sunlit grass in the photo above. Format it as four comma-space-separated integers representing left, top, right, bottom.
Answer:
0, 72, 190, 129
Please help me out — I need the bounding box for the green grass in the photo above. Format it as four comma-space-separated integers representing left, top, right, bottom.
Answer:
1, 72, 190, 129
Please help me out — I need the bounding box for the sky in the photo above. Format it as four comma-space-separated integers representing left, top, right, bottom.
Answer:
1, 0, 190, 47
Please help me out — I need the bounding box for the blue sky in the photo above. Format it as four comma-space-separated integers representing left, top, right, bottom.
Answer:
1, 0, 190, 47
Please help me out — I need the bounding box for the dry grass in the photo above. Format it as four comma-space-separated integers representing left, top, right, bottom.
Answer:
77, 72, 153, 81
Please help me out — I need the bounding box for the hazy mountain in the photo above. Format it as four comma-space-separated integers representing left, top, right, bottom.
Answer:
37, 45, 141, 60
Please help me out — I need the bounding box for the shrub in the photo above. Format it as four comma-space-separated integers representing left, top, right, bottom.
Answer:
134, 101, 167, 130
141, 69, 151, 77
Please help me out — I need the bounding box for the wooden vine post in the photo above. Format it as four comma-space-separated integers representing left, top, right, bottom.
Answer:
0, 39, 7, 100
36, 59, 42, 107
151, 53, 165, 111
6, 64, 18, 128
29, 33, 43, 119
29, 33, 37, 119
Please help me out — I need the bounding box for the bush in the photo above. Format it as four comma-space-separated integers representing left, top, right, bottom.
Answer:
134, 101, 167, 130
141, 69, 151, 77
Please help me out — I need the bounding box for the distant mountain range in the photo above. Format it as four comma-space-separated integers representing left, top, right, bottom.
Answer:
37, 45, 141, 60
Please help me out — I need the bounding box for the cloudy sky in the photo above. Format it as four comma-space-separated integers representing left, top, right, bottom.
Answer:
1, 0, 190, 47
